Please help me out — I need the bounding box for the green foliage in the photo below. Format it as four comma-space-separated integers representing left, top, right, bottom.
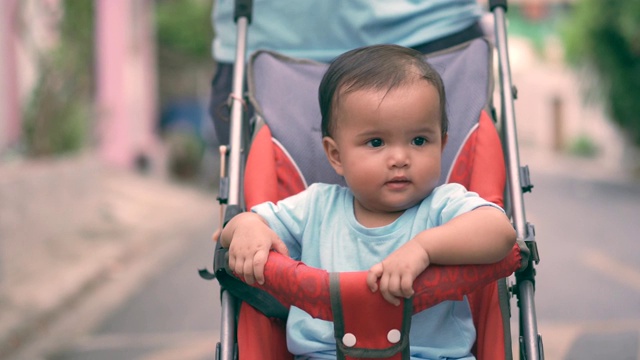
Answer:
155, 0, 213, 103
154, 0, 212, 181
506, 4, 565, 54
22, 0, 94, 156
561, 0, 640, 146
23, 63, 90, 156
155, 0, 213, 59
568, 134, 599, 158
165, 131, 205, 180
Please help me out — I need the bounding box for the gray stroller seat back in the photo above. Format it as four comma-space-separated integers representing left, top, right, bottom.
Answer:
247, 38, 493, 188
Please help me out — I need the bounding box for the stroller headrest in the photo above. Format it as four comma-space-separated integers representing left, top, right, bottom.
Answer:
248, 39, 493, 188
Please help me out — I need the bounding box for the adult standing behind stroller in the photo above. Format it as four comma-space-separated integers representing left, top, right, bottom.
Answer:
208, 0, 486, 145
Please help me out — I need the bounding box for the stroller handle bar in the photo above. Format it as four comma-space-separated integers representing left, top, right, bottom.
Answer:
492, 2, 543, 359
489, 0, 508, 11
217, 3, 253, 359
234, 0, 253, 23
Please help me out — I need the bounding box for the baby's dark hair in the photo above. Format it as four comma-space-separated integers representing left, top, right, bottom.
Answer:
319, 44, 448, 138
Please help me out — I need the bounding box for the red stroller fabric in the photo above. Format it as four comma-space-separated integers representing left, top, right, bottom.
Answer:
244, 246, 520, 323
237, 109, 516, 359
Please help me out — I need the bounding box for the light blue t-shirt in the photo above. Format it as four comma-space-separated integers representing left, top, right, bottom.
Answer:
252, 183, 501, 360
212, 0, 483, 63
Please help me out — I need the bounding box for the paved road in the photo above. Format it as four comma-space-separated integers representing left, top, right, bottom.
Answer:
513, 170, 640, 359
46, 227, 222, 360
19, 170, 640, 360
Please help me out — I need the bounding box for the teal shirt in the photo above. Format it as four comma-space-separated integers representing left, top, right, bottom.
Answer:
212, 0, 483, 63
252, 183, 501, 359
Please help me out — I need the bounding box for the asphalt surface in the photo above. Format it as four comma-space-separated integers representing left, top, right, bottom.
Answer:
0, 154, 219, 359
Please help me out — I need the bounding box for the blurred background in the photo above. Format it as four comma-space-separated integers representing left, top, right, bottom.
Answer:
0, 0, 638, 359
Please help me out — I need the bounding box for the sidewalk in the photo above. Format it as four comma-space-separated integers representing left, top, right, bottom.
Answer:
0, 153, 219, 359
519, 145, 639, 185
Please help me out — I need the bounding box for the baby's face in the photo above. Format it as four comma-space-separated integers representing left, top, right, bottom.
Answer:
324, 80, 446, 221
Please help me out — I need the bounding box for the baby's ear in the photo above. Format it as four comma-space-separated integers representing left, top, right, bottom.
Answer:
440, 133, 448, 152
322, 137, 344, 176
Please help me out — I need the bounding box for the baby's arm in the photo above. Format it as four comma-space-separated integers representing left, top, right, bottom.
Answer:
368, 206, 516, 305
220, 212, 289, 285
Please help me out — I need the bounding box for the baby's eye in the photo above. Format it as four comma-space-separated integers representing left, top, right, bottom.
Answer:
367, 138, 384, 147
412, 137, 428, 146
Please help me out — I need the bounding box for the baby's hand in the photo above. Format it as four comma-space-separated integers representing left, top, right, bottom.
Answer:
366, 241, 430, 306
225, 213, 289, 285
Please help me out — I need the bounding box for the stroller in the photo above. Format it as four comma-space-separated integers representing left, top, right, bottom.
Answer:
200, 0, 543, 359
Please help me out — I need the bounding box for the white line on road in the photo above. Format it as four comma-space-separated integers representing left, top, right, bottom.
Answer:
137, 336, 217, 360
527, 320, 640, 360
73, 332, 219, 352
581, 248, 640, 292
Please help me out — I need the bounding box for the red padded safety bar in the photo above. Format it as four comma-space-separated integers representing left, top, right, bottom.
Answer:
243, 245, 520, 321
334, 272, 409, 360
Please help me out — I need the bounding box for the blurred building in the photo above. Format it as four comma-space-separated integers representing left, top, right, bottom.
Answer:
0, 0, 21, 152
95, 0, 159, 168
0, 0, 158, 169
2, 0, 636, 177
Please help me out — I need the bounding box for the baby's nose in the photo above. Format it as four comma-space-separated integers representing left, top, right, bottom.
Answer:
388, 148, 409, 168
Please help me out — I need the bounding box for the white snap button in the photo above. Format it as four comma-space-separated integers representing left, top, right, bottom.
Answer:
342, 333, 357, 347
387, 329, 401, 344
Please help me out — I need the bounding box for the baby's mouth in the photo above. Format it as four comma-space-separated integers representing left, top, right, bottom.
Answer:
385, 177, 411, 188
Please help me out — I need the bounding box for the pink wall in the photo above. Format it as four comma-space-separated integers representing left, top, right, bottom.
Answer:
95, 0, 158, 168
0, 0, 158, 164
0, 0, 21, 150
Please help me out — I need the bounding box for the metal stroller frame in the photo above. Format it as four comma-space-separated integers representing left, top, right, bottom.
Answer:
205, 0, 543, 359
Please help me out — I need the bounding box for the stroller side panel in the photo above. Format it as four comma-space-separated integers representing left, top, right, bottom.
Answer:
448, 111, 507, 207
449, 110, 511, 359
244, 126, 306, 208
238, 304, 291, 360
240, 126, 300, 360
